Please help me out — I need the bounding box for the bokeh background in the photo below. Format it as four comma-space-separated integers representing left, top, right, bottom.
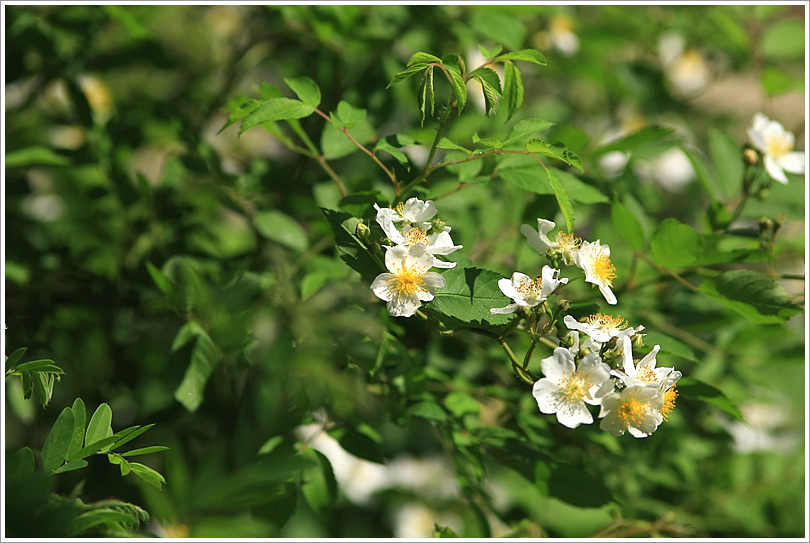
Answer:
4, 4, 806, 538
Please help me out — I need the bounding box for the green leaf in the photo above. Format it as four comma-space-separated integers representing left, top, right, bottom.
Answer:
129, 462, 167, 490
255, 210, 309, 252
502, 62, 523, 122
547, 168, 575, 234
374, 134, 417, 166
525, 139, 582, 171
593, 126, 675, 157
406, 401, 448, 422
677, 377, 744, 422
6, 347, 28, 371
471, 132, 502, 149
5, 146, 72, 167
21, 371, 33, 400
553, 169, 608, 204
301, 448, 338, 514
681, 147, 721, 203
480, 79, 499, 115
650, 218, 702, 269
321, 208, 382, 282
120, 460, 132, 476
10, 359, 60, 373
42, 407, 75, 472
284, 76, 321, 108
444, 392, 481, 417
52, 460, 88, 474
611, 200, 645, 251
67, 398, 86, 460
760, 19, 805, 60
417, 68, 430, 126
33, 372, 55, 407
427, 267, 514, 328
239, 98, 314, 136
66, 510, 143, 537
406, 51, 443, 66
433, 523, 460, 538
709, 129, 744, 198
320, 116, 374, 159
120, 446, 170, 457
469, 66, 503, 96
106, 424, 155, 452
502, 118, 555, 147
387, 63, 430, 88
642, 332, 697, 363
447, 66, 467, 115
330, 100, 367, 129
85, 403, 113, 447
478, 44, 503, 59
69, 434, 124, 461
699, 270, 803, 324
146, 260, 174, 294
548, 466, 613, 508
259, 81, 283, 100
173, 322, 220, 412
329, 427, 385, 464
436, 138, 471, 154
492, 49, 547, 65
10, 447, 35, 480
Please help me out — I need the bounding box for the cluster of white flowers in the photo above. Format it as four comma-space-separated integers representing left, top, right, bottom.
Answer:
370, 197, 462, 317
489, 216, 681, 438
534, 320, 681, 438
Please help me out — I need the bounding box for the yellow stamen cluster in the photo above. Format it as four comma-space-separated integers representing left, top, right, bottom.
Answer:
388, 264, 428, 297
555, 232, 581, 264
586, 313, 628, 330
661, 386, 678, 421
592, 249, 617, 286
767, 134, 793, 158
404, 227, 430, 247
558, 371, 593, 403
515, 277, 545, 298
635, 365, 658, 384
393, 202, 406, 216
616, 397, 647, 428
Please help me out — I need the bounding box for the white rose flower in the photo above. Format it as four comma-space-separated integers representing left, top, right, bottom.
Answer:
747, 113, 805, 185
563, 314, 643, 349
371, 244, 446, 317
574, 239, 617, 305
598, 385, 664, 438
520, 218, 581, 265
490, 266, 568, 315
612, 336, 681, 391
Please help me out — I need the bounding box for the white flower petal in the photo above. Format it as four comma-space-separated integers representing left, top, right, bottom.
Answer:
371, 273, 396, 302
490, 303, 519, 315
402, 197, 437, 223
386, 292, 421, 317
498, 277, 521, 301
599, 283, 618, 305
778, 151, 805, 175
540, 348, 575, 381
532, 378, 560, 414
764, 155, 789, 184
556, 402, 593, 428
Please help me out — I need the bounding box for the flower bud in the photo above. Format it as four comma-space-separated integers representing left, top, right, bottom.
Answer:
355, 221, 371, 242
429, 218, 446, 234
560, 331, 577, 349
556, 297, 571, 312
743, 148, 758, 165
632, 333, 645, 350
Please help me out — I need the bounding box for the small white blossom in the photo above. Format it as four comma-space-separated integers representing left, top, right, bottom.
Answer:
532, 348, 612, 428
520, 218, 581, 265
574, 239, 617, 305
598, 385, 664, 438
549, 15, 579, 56
563, 314, 643, 349
390, 224, 462, 269
371, 244, 446, 317
374, 197, 436, 239
747, 113, 805, 184
490, 266, 568, 315
612, 336, 681, 391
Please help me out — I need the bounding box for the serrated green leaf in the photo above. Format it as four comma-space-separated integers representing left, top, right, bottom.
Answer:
650, 218, 702, 269
502, 118, 555, 147
547, 168, 575, 233
502, 62, 523, 122
709, 129, 744, 198
387, 63, 430, 88
259, 81, 282, 100
5, 146, 72, 167
469, 66, 503, 97
472, 132, 502, 149
406, 51, 443, 66
67, 398, 86, 460
427, 267, 513, 328
85, 403, 113, 447
480, 80, 499, 115
255, 210, 309, 252
611, 200, 645, 251
492, 49, 547, 65
330, 100, 367, 129
478, 44, 503, 59
42, 407, 75, 472
678, 377, 744, 421
284, 76, 321, 108
699, 270, 803, 324
447, 66, 467, 114
321, 208, 382, 282
436, 138, 471, 154
239, 98, 314, 136
526, 139, 583, 172
120, 446, 170, 457
6, 347, 28, 371
417, 70, 428, 127
218, 94, 261, 134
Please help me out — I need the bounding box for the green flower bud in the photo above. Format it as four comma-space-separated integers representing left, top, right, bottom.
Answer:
632, 333, 645, 350
429, 218, 446, 235
355, 221, 371, 242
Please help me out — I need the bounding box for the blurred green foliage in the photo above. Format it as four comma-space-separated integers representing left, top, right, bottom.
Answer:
4, 4, 806, 538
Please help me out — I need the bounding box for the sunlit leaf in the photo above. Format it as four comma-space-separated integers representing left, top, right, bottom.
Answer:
42, 407, 75, 472
284, 76, 321, 108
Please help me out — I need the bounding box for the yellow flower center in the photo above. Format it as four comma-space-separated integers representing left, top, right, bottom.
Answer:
389, 264, 428, 297
393, 202, 406, 216
586, 313, 627, 330
555, 231, 582, 264
404, 227, 430, 247
515, 277, 545, 299
767, 134, 793, 158
617, 396, 647, 428
592, 249, 616, 286
558, 371, 593, 403
661, 386, 678, 422
635, 365, 658, 384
